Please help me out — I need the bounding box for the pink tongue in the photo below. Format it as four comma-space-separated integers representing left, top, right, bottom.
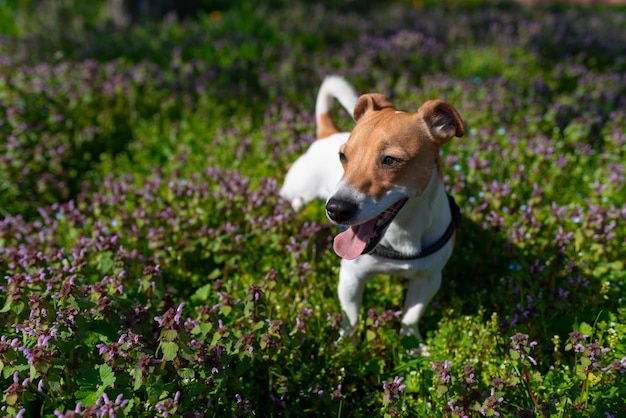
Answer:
333, 220, 377, 260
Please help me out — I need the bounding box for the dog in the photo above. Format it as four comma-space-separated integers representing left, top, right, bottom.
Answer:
280, 76, 464, 354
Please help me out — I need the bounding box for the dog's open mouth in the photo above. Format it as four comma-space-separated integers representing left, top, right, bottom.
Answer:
333, 198, 408, 260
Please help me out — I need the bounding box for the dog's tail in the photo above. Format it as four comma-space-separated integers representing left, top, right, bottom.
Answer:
315, 76, 359, 139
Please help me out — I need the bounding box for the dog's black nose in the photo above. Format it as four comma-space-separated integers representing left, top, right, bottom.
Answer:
326, 198, 358, 223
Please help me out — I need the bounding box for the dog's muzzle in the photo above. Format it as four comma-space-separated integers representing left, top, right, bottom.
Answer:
325, 198, 358, 224
326, 197, 408, 260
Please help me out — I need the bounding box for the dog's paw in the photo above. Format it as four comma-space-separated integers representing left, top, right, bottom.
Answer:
401, 334, 430, 357
334, 334, 359, 351
405, 343, 430, 357
334, 322, 360, 349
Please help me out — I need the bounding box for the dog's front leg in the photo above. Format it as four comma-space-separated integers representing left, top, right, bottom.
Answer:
337, 259, 372, 339
400, 271, 442, 355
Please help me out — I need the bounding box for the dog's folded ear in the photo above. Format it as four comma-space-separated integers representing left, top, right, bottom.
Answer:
353, 93, 395, 121
418, 99, 465, 144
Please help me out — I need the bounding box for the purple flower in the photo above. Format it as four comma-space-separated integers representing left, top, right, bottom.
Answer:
463, 364, 476, 384
480, 387, 504, 417
53, 402, 83, 418
510, 333, 538, 366
89, 393, 129, 418
330, 384, 343, 401
431, 360, 453, 385
382, 376, 406, 402
447, 399, 469, 418
154, 302, 185, 329
235, 393, 251, 414
568, 331, 588, 346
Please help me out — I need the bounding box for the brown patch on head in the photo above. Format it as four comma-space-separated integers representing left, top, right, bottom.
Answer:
338, 95, 464, 200
316, 111, 340, 139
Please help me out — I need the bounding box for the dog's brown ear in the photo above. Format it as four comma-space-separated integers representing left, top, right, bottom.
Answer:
353, 93, 395, 121
418, 99, 465, 143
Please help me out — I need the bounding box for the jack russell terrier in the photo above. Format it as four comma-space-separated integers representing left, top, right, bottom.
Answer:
280, 76, 464, 354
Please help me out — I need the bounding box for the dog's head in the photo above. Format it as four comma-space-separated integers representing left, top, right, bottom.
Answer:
326, 93, 464, 259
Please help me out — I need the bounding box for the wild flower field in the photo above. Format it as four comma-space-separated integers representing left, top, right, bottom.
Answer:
1, 1, 626, 416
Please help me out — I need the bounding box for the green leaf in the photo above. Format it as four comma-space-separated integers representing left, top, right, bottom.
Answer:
190, 283, 212, 302
75, 365, 116, 407
123, 399, 135, 415
178, 368, 195, 380
436, 384, 449, 397
5, 392, 18, 406
160, 341, 179, 362
99, 364, 116, 388
75, 388, 101, 406
579, 322, 594, 337
0, 299, 11, 313
133, 369, 143, 391
146, 383, 164, 403
161, 329, 178, 342
580, 357, 592, 368
365, 329, 376, 342
47, 376, 62, 392
96, 251, 115, 274
244, 301, 254, 316
191, 322, 212, 336
4, 301, 24, 315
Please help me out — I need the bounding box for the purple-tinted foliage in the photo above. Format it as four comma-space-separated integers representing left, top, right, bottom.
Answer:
0, 158, 328, 415
1, 1, 626, 417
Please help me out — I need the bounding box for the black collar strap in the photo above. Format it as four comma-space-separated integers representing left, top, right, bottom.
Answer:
370, 194, 461, 260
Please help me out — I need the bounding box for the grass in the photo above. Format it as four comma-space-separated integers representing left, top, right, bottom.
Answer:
1, 1, 625, 416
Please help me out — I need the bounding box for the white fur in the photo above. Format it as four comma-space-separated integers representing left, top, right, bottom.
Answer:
315, 75, 358, 124
280, 76, 455, 355
280, 133, 347, 211
280, 76, 358, 210
334, 165, 452, 354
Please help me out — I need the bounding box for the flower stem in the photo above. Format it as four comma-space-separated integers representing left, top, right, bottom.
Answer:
522, 363, 544, 418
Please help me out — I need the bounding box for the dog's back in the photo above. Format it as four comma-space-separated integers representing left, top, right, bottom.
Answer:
280, 77, 358, 211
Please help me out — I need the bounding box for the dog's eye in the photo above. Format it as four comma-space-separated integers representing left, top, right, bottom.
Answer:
382, 156, 402, 167
338, 152, 347, 164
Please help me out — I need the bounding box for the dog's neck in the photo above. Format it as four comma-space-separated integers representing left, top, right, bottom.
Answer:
379, 163, 451, 257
